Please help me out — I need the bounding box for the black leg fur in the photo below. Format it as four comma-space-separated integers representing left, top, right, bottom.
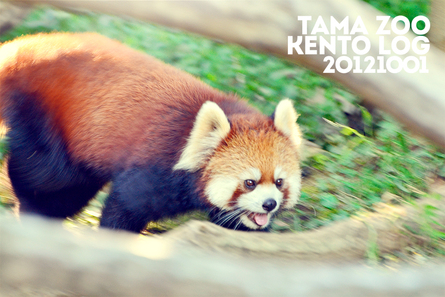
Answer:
4, 91, 108, 217
101, 166, 203, 233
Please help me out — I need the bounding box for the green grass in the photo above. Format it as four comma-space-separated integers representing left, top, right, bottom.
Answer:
0, 3, 444, 257
363, 0, 430, 30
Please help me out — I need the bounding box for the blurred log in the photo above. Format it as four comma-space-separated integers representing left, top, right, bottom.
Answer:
0, 1, 30, 35
1, 183, 445, 296
165, 198, 445, 261
11, 0, 445, 149
430, 0, 445, 51
1, 208, 445, 297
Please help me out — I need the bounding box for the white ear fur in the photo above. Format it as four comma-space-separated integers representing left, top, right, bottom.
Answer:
274, 99, 302, 150
173, 101, 230, 172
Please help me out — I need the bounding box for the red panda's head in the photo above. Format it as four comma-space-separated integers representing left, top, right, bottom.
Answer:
174, 99, 302, 231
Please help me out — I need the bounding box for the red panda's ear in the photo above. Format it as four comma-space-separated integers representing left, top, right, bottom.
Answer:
274, 99, 303, 152
173, 101, 230, 172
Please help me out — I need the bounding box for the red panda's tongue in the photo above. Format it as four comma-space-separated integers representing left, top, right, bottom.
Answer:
254, 213, 268, 226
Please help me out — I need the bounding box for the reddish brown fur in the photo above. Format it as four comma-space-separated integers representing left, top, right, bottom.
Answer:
228, 188, 245, 206
0, 33, 302, 232
0, 33, 257, 172
203, 115, 299, 183
201, 113, 300, 206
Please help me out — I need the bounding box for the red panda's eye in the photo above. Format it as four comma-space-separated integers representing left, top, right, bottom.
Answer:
275, 178, 283, 189
244, 179, 256, 190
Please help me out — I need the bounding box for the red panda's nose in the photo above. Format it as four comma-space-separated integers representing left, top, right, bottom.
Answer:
262, 199, 277, 212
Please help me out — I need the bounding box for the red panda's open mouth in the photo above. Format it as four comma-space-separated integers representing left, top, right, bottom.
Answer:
247, 212, 269, 227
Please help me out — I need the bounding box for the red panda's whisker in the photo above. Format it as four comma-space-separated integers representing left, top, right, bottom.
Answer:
233, 215, 245, 231
227, 210, 248, 229
213, 209, 243, 226
213, 210, 238, 225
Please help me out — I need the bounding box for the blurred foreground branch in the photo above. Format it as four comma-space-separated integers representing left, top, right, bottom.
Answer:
0, 1, 30, 35
430, 0, 445, 51
10, 0, 445, 148
1, 188, 445, 296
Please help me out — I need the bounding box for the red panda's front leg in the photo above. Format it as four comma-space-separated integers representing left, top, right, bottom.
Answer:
100, 166, 204, 233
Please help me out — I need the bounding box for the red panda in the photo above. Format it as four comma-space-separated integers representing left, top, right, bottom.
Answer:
0, 32, 302, 232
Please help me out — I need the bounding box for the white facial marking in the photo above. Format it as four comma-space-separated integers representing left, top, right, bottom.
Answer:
238, 184, 283, 214
205, 176, 239, 209
205, 168, 262, 210
284, 172, 302, 209
274, 166, 287, 180
274, 166, 301, 209
239, 167, 261, 182
206, 165, 301, 229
